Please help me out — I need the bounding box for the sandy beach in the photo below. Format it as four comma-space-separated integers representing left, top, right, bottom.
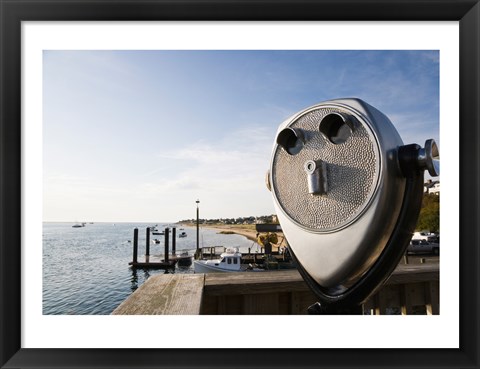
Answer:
179, 223, 286, 249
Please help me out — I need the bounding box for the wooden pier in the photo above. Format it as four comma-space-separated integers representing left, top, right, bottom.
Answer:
196, 245, 295, 270
114, 274, 204, 314
112, 261, 439, 315
128, 259, 177, 269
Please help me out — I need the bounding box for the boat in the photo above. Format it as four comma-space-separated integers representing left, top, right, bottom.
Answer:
72, 223, 83, 228
153, 239, 161, 244
152, 231, 164, 235
193, 248, 263, 273
176, 252, 193, 267
179, 231, 187, 238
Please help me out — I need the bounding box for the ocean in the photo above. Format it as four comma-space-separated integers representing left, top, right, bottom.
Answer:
43, 222, 260, 315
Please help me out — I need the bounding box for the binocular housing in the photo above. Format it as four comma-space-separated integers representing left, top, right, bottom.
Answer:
267, 98, 439, 311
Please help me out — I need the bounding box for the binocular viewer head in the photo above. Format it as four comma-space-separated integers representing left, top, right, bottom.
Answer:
267, 98, 439, 307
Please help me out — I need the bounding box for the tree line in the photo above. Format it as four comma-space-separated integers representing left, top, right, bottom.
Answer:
416, 193, 440, 233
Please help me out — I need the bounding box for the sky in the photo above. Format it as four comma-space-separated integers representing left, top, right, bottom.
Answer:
43, 50, 439, 223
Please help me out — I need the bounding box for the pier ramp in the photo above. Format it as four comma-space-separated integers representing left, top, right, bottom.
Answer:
113, 274, 204, 315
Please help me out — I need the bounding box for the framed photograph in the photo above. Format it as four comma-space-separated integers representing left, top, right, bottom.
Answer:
1, 0, 478, 368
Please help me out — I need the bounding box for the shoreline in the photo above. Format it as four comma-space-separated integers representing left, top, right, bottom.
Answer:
179, 223, 285, 249
204, 225, 259, 243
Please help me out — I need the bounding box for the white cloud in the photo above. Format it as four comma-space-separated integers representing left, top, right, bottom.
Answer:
42, 124, 278, 221
143, 125, 274, 195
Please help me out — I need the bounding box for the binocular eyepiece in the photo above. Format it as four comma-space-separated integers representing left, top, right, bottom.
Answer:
267, 98, 439, 313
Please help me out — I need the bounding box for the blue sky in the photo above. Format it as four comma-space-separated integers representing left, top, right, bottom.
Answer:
43, 50, 439, 222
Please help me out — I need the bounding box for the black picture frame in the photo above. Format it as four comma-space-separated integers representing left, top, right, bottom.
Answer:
1, 1, 479, 368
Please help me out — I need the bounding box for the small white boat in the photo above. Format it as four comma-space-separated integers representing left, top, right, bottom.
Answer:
194, 248, 263, 273
178, 232, 187, 238
72, 223, 83, 228
176, 252, 193, 267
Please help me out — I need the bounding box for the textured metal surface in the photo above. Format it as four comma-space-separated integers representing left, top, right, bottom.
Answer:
272, 107, 379, 231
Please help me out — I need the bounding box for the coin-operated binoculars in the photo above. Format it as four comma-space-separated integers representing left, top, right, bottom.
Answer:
266, 98, 439, 314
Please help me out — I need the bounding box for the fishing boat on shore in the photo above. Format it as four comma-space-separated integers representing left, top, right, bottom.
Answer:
193, 248, 263, 273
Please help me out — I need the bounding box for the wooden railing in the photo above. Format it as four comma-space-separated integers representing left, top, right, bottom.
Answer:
363, 264, 439, 315
112, 263, 439, 315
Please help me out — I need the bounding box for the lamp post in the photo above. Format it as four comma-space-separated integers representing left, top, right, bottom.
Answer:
196, 199, 200, 251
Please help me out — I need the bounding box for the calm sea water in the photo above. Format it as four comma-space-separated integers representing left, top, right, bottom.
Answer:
43, 222, 260, 315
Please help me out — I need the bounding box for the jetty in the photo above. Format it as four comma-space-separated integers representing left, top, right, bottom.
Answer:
113, 261, 439, 315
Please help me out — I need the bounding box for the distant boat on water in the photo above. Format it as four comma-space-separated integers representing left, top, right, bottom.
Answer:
72, 222, 84, 228
179, 231, 187, 238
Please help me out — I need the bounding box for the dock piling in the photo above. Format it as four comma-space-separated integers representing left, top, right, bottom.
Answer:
146, 227, 150, 256
164, 228, 170, 262
172, 227, 176, 255
129, 227, 176, 270
133, 228, 138, 264
196, 200, 200, 251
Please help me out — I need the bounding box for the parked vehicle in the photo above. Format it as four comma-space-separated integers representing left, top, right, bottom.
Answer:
413, 231, 439, 242
407, 239, 439, 255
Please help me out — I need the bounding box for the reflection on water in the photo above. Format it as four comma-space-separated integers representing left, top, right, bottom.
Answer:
130, 268, 138, 292
130, 268, 153, 292
43, 222, 258, 315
